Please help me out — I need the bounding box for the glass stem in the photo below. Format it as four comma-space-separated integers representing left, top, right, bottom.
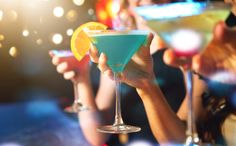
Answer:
73, 80, 80, 103
185, 70, 199, 145
113, 72, 124, 126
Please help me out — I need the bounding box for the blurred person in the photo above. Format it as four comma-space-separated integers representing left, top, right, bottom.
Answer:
162, 18, 236, 145
91, 4, 236, 146
49, 0, 185, 146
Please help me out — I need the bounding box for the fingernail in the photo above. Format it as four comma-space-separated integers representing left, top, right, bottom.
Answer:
99, 53, 105, 62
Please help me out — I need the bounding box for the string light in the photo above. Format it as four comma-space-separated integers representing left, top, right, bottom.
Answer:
73, 0, 85, 6
0, 34, 4, 41
0, 0, 95, 53
9, 46, 19, 57
0, 10, 3, 21
36, 38, 43, 45
53, 6, 64, 18
66, 29, 73, 36
52, 33, 63, 45
22, 29, 30, 37
66, 9, 78, 22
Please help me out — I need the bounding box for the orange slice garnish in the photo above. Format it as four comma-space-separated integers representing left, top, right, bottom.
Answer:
71, 22, 108, 61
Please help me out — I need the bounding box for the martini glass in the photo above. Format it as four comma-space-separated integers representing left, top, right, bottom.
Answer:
50, 50, 90, 112
86, 30, 148, 133
135, 1, 231, 145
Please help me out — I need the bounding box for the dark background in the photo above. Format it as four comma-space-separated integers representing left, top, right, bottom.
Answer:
0, 0, 96, 104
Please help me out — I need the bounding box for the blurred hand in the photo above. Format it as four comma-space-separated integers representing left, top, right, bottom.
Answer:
89, 33, 156, 89
163, 22, 236, 81
49, 50, 90, 81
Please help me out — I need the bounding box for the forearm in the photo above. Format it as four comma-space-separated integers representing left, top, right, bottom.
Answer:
77, 77, 109, 146
136, 80, 186, 144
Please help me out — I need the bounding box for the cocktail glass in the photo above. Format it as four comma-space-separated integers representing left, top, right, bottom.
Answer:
86, 30, 148, 133
136, 1, 231, 145
50, 50, 90, 112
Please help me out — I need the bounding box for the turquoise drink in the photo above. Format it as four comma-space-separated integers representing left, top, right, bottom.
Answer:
86, 30, 148, 134
88, 30, 148, 72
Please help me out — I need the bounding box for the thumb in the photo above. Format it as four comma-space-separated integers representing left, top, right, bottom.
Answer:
142, 33, 154, 55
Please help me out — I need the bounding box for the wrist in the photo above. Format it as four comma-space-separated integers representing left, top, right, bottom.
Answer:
136, 78, 161, 100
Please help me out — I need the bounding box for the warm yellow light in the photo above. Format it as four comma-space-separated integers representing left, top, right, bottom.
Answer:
107, 0, 120, 18
9, 46, 19, 57
98, 10, 108, 21
52, 33, 63, 45
0, 10, 3, 21
22, 29, 30, 37
53, 6, 64, 18
112, 1, 120, 14
36, 38, 43, 45
66, 29, 73, 36
0, 34, 4, 41
66, 9, 78, 22
8, 10, 18, 22
0, 43, 2, 48
73, 0, 85, 6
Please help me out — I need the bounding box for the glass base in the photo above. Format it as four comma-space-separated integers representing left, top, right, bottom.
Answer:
97, 124, 141, 134
185, 134, 200, 146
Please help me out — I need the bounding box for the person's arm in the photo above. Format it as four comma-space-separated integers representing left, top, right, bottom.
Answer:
49, 50, 115, 146
89, 34, 195, 144
136, 78, 186, 144
77, 73, 114, 146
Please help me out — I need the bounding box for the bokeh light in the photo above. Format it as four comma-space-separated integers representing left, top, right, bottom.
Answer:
9, 46, 19, 57
0, 143, 23, 146
66, 28, 73, 36
110, 0, 120, 15
0, 0, 97, 107
36, 38, 43, 45
66, 9, 78, 22
0, 10, 3, 21
7, 10, 18, 22
0, 34, 4, 41
51, 33, 63, 45
22, 29, 30, 37
53, 6, 64, 18
88, 8, 94, 15
127, 140, 153, 146
73, 0, 85, 6
209, 71, 236, 84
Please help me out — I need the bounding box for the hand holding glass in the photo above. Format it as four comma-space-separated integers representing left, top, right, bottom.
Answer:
50, 50, 90, 112
136, 1, 230, 145
86, 30, 148, 133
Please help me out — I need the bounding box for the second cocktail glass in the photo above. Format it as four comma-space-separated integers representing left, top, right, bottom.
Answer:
87, 30, 148, 133
136, 1, 231, 145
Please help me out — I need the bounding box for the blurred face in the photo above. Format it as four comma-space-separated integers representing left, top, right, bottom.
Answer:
126, 0, 171, 30
117, 0, 172, 30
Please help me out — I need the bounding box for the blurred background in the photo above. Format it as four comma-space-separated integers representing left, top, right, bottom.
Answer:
0, 0, 113, 105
